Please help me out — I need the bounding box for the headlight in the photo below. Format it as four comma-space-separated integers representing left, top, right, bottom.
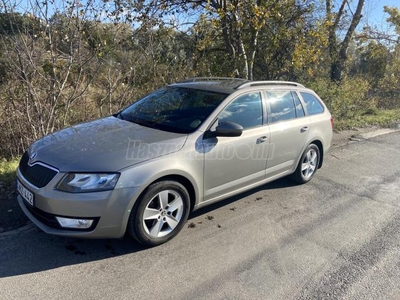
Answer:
57, 173, 120, 193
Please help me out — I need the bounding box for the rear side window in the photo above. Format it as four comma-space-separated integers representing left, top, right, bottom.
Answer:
300, 92, 324, 115
266, 91, 296, 123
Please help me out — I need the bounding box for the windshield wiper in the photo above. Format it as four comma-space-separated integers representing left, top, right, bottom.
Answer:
119, 114, 184, 133
117, 113, 149, 127
115, 112, 124, 120
130, 117, 161, 129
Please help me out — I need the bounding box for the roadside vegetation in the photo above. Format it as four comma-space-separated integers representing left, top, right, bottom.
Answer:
0, 0, 399, 161
0, 159, 18, 185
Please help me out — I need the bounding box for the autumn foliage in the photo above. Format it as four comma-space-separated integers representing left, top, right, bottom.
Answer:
0, 0, 399, 158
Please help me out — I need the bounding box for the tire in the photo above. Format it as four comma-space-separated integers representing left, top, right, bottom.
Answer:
292, 144, 320, 184
128, 180, 190, 246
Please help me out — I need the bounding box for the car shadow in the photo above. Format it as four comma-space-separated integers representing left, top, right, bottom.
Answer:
189, 176, 297, 219
0, 231, 147, 278
0, 177, 296, 278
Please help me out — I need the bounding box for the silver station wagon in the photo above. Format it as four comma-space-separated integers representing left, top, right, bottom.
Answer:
17, 78, 333, 246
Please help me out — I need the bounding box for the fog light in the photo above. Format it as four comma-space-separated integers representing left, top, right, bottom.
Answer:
56, 217, 94, 229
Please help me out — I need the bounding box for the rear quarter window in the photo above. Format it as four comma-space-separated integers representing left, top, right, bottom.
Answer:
300, 92, 324, 115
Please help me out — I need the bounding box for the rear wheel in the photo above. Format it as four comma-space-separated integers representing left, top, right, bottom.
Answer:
292, 144, 320, 184
128, 181, 190, 246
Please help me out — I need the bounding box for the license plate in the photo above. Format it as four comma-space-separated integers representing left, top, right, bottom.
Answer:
17, 180, 34, 206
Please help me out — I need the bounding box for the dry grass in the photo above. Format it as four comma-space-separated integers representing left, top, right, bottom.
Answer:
334, 109, 400, 130
0, 158, 19, 185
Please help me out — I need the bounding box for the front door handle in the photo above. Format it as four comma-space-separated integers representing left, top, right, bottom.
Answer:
257, 136, 269, 144
301, 126, 309, 133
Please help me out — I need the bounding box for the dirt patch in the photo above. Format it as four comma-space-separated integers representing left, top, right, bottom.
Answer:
331, 126, 380, 148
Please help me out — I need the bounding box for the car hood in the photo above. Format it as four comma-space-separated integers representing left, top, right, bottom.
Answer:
28, 116, 187, 172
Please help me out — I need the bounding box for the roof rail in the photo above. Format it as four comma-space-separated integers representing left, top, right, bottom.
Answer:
179, 77, 247, 83
236, 81, 305, 89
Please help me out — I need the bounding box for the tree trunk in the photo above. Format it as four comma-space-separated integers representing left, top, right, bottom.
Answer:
327, 0, 365, 82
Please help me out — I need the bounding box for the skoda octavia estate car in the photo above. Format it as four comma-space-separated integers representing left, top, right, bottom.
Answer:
17, 78, 333, 246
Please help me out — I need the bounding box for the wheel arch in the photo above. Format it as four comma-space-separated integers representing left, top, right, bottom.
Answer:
310, 139, 324, 168
153, 175, 197, 212
131, 174, 197, 214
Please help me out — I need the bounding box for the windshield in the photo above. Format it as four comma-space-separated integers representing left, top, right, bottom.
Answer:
119, 87, 228, 133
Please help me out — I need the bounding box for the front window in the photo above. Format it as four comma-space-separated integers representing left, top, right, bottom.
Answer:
217, 93, 263, 130
119, 87, 228, 133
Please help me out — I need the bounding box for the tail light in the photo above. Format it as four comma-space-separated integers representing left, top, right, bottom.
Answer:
330, 116, 334, 129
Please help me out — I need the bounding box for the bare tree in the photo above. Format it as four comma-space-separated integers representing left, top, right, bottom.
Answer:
326, 0, 365, 81
0, 0, 134, 156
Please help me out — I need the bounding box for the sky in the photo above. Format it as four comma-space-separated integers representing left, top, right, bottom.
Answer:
7, 0, 400, 30
363, 0, 400, 27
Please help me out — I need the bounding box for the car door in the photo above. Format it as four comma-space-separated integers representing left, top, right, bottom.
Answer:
202, 92, 270, 202
265, 90, 310, 178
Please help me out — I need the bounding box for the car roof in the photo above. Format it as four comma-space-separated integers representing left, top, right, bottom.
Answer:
170, 78, 307, 94
170, 78, 247, 94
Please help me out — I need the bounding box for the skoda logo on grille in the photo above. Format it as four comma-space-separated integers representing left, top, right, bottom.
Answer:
29, 152, 38, 163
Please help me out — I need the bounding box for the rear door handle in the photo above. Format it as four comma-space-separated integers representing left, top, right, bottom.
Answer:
257, 136, 269, 144
301, 126, 309, 133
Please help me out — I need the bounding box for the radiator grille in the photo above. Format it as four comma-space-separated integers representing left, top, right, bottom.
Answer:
19, 152, 58, 188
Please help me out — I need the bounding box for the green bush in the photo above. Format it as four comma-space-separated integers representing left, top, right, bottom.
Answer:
0, 158, 19, 185
307, 77, 375, 119
376, 63, 400, 109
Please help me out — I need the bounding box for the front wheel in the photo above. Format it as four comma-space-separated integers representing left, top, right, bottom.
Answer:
292, 144, 320, 184
128, 181, 190, 246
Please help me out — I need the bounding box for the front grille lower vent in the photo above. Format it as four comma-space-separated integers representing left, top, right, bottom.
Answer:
19, 152, 58, 188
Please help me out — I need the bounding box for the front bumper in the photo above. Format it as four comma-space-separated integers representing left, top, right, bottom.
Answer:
17, 168, 140, 238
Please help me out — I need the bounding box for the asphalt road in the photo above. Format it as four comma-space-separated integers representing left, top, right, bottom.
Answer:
1, 132, 400, 300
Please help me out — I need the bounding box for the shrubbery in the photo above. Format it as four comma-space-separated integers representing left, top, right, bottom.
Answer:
308, 77, 376, 119
0, 3, 399, 159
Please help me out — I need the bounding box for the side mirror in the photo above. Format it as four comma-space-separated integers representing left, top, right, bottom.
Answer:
215, 121, 243, 137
